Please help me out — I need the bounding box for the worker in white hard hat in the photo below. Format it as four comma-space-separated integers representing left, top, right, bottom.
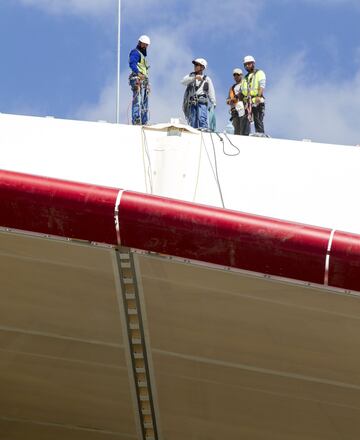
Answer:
226, 68, 247, 135
240, 55, 266, 135
128, 35, 151, 125
181, 58, 216, 129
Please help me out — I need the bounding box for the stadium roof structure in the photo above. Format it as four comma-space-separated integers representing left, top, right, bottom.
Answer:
1, 113, 360, 439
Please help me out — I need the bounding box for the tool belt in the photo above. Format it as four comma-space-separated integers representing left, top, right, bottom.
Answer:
190, 94, 208, 105
243, 95, 265, 106
129, 75, 150, 96
129, 73, 149, 86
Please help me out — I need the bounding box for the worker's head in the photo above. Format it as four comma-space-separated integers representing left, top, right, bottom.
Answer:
138, 35, 151, 49
192, 58, 207, 73
243, 55, 255, 73
233, 68, 243, 83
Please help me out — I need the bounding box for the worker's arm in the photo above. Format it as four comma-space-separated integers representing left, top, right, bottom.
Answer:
257, 70, 266, 97
129, 49, 141, 75
226, 86, 233, 105
255, 70, 266, 103
207, 77, 216, 107
181, 74, 195, 86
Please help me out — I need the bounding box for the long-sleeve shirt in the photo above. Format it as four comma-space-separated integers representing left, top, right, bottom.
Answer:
129, 49, 141, 74
181, 73, 216, 106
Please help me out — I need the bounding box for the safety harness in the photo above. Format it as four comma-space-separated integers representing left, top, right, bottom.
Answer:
182, 73, 209, 120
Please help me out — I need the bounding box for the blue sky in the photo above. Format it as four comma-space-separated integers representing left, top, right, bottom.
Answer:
1, 0, 360, 145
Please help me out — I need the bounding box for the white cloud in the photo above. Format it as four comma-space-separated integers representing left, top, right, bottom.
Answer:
75, 80, 117, 123
17, 0, 263, 21
123, 0, 264, 35
17, 0, 114, 16
267, 53, 360, 145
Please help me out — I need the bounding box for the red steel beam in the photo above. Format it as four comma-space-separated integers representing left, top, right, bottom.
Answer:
119, 191, 330, 285
0, 169, 359, 292
329, 231, 360, 292
0, 170, 119, 244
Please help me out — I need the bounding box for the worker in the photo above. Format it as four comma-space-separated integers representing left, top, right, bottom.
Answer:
128, 35, 151, 125
181, 58, 216, 129
226, 68, 248, 135
240, 55, 266, 135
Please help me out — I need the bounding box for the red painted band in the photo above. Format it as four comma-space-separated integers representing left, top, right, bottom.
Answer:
329, 231, 360, 292
1, 169, 360, 292
119, 191, 331, 285
0, 169, 119, 245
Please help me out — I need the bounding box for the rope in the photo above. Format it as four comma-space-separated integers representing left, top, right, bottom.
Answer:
192, 133, 203, 202
201, 132, 225, 209
209, 132, 225, 208
141, 126, 154, 194
216, 132, 240, 157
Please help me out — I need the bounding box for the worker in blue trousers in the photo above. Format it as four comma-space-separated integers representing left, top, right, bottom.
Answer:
181, 58, 216, 129
128, 35, 151, 125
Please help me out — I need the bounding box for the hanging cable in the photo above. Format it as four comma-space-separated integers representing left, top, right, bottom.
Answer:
192, 133, 203, 202
201, 131, 217, 183
209, 132, 225, 208
141, 127, 154, 194
211, 131, 241, 156
221, 132, 241, 156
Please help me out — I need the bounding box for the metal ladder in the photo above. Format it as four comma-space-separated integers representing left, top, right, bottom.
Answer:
116, 248, 159, 440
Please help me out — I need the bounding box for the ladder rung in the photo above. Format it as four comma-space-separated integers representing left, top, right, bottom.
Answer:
132, 338, 142, 344
128, 308, 138, 315
120, 262, 131, 269
125, 293, 136, 300
123, 278, 134, 284
130, 323, 140, 330
134, 352, 144, 359
138, 381, 147, 387
136, 367, 145, 374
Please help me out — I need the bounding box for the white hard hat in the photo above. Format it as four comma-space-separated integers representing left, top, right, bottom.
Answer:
243, 55, 255, 64
139, 35, 151, 45
192, 58, 208, 69
233, 68, 243, 75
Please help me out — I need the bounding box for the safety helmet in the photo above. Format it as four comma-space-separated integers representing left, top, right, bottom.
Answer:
233, 68, 243, 75
192, 58, 208, 69
139, 35, 151, 45
243, 55, 255, 64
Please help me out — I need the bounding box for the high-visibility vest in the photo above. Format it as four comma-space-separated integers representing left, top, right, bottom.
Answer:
137, 50, 149, 76
241, 69, 265, 102
228, 83, 241, 104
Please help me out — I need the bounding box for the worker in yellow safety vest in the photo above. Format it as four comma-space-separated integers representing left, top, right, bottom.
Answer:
240, 55, 266, 135
129, 35, 150, 125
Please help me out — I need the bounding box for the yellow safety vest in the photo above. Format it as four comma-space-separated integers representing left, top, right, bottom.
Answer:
241, 70, 265, 103
137, 50, 149, 76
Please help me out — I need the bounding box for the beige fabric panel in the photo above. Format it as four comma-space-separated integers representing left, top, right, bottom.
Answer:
0, 231, 137, 439
138, 254, 360, 439
0, 232, 124, 343
0, 419, 136, 440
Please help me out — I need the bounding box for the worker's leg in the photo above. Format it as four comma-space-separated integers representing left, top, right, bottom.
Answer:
239, 115, 250, 136
232, 111, 241, 135
253, 104, 265, 133
198, 103, 208, 129
130, 77, 141, 125
188, 104, 198, 128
